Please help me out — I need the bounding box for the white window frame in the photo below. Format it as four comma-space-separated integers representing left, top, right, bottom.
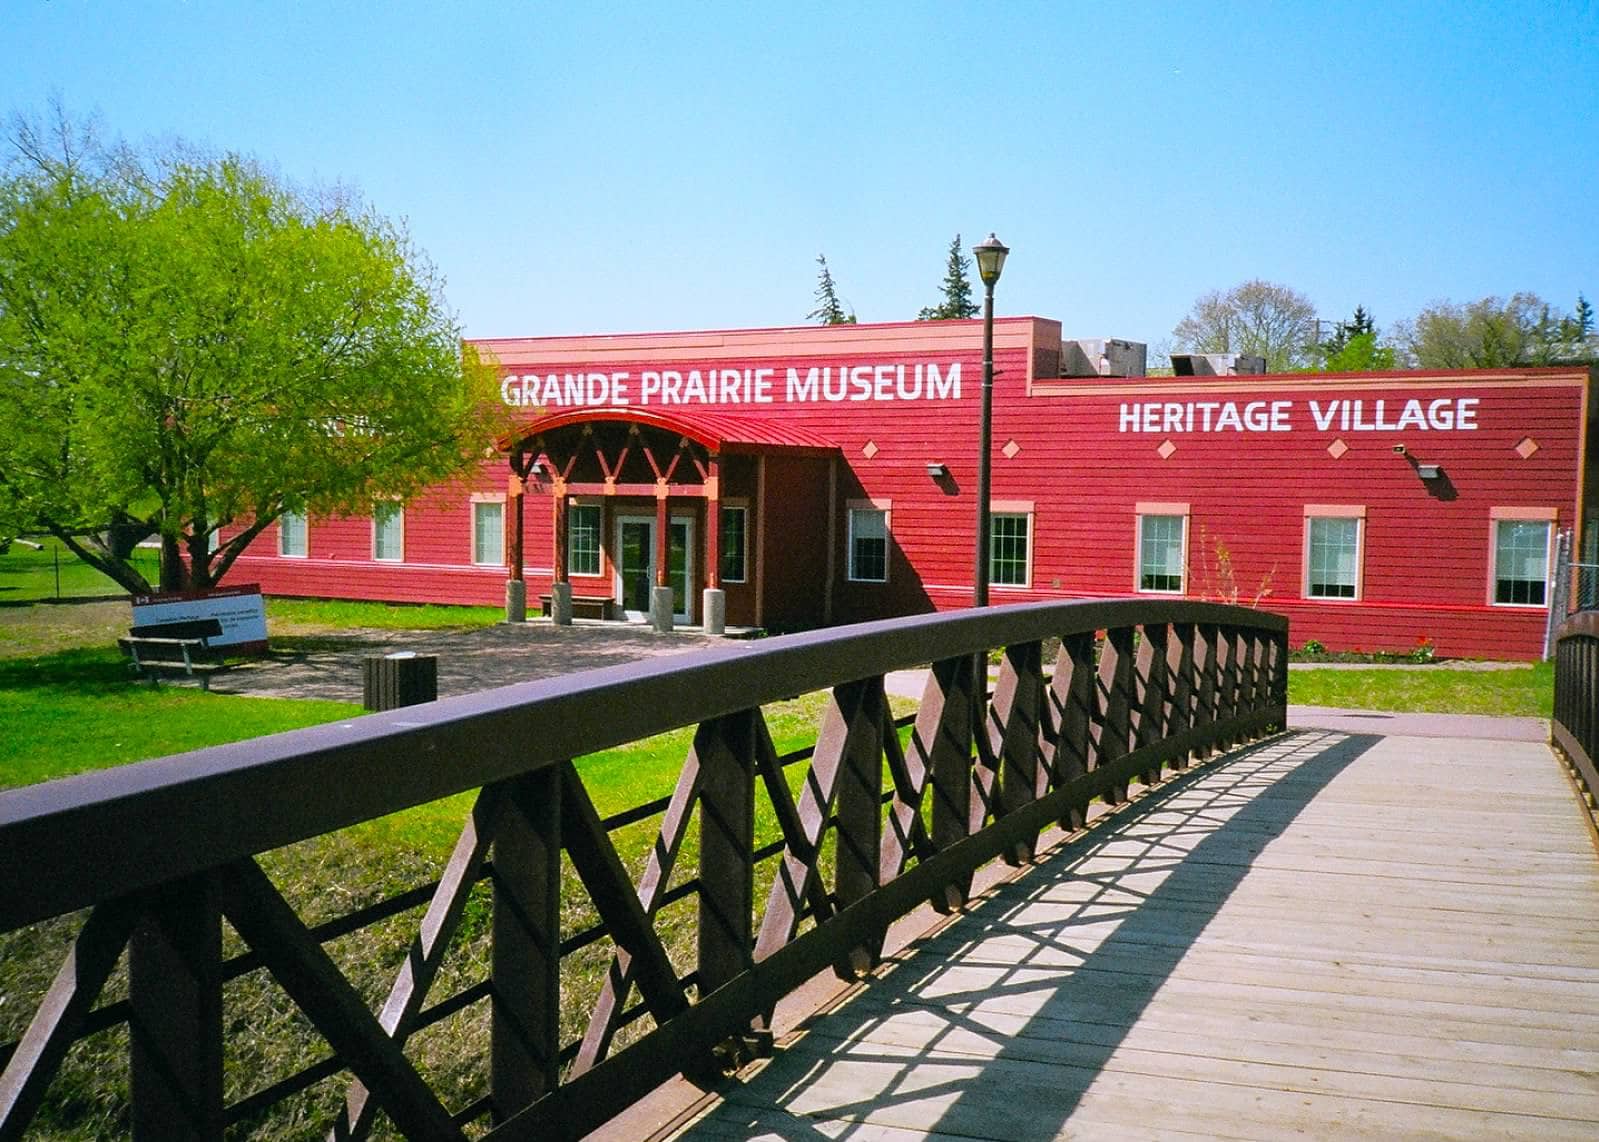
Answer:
1303, 505, 1364, 601
567, 500, 603, 578
847, 499, 891, 584
1488, 507, 1555, 608
989, 500, 1034, 589
372, 501, 405, 563
1135, 502, 1189, 594
471, 495, 505, 568
278, 510, 308, 559
719, 501, 749, 584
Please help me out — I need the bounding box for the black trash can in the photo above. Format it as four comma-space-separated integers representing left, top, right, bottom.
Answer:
363, 652, 437, 711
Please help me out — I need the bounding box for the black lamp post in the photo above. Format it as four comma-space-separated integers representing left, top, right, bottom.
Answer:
972, 233, 1009, 607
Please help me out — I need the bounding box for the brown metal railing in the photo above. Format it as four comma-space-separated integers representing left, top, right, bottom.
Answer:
0, 599, 1288, 1141
1551, 609, 1599, 817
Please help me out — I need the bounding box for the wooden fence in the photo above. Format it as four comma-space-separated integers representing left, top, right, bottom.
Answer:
0, 599, 1288, 1141
1552, 609, 1599, 819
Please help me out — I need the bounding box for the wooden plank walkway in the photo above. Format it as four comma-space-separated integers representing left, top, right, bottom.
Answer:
670, 726, 1599, 1141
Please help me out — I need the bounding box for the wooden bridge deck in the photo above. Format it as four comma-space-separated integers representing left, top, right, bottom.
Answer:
671, 725, 1599, 1141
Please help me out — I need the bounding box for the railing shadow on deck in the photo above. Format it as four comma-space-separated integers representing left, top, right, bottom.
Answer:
677, 729, 1377, 1140
0, 598, 1287, 1141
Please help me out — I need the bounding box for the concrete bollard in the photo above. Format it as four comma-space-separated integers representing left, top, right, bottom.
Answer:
363, 651, 437, 711
702, 587, 726, 636
649, 585, 675, 633
504, 579, 527, 624
551, 581, 573, 625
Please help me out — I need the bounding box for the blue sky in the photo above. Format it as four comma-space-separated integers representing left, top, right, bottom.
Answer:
6, 1, 1596, 350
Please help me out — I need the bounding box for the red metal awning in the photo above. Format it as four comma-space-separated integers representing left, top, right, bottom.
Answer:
499, 406, 839, 456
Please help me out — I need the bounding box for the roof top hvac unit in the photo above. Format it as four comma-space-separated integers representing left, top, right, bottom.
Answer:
1061, 338, 1147, 377
1169, 352, 1267, 376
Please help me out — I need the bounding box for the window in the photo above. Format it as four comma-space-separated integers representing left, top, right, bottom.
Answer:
568, 503, 601, 576
473, 499, 504, 566
1137, 510, 1186, 593
373, 502, 404, 562
848, 504, 888, 582
279, 511, 307, 558
720, 505, 747, 583
990, 505, 1032, 588
1304, 507, 1363, 600
1493, 517, 1551, 605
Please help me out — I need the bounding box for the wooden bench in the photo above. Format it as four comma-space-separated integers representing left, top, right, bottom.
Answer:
538, 593, 617, 620
118, 618, 228, 690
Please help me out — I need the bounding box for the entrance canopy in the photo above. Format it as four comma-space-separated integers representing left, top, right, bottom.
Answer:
496, 406, 840, 619
501, 405, 837, 481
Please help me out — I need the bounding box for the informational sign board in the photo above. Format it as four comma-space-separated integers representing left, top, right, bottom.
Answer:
130, 583, 268, 651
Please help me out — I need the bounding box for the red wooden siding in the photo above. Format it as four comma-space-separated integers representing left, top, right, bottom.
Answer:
225, 318, 1592, 660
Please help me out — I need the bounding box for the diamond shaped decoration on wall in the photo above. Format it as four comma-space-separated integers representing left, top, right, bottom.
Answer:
1515, 436, 1540, 459
861, 440, 878, 459
1002, 439, 1021, 459
1157, 439, 1177, 460
1327, 438, 1349, 459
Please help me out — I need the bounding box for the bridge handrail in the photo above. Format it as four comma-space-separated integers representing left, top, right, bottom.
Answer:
0, 598, 1287, 1140
1551, 609, 1599, 812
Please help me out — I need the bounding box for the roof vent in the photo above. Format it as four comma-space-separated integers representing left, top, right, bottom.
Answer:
1061, 338, 1147, 377
1170, 352, 1267, 376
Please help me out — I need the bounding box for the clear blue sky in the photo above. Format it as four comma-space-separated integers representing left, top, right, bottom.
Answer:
6, 1, 1597, 351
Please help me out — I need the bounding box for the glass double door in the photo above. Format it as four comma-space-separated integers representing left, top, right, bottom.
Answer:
615, 515, 694, 623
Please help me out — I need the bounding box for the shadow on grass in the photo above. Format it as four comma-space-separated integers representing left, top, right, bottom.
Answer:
0, 647, 133, 691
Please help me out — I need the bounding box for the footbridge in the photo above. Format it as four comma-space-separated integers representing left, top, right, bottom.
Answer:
2, 602, 1596, 1141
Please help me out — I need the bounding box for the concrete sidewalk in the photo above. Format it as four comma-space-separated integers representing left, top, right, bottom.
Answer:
212, 619, 739, 703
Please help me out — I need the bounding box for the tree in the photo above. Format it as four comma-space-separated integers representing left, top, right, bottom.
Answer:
806, 254, 855, 325
1172, 279, 1318, 372
917, 233, 978, 321
1393, 293, 1598, 368
1304, 306, 1395, 372
0, 108, 503, 594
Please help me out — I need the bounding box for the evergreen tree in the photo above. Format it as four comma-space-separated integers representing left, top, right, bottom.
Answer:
806, 254, 855, 325
917, 233, 978, 320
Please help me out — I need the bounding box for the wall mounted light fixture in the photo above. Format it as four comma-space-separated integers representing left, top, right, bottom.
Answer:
926, 462, 949, 478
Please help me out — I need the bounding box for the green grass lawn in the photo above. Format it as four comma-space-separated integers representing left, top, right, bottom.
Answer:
1287, 662, 1553, 718
0, 536, 159, 602
0, 648, 358, 786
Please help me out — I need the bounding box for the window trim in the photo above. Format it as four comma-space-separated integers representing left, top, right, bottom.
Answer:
567, 500, 604, 578
1302, 504, 1365, 602
372, 501, 405, 563
989, 499, 1035, 590
471, 494, 506, 568
719, 501, 749, 585
278, 510, 308, 559
846, 498, 891, 584
1488, 507, 1556, 608
1135, 502, 1189, 595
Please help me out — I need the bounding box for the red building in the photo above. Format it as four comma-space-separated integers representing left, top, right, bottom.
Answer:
229, 318, 1596, 660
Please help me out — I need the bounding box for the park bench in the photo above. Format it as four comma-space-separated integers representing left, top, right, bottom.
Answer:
118, 618, 228, 690
538, 593, 616, 620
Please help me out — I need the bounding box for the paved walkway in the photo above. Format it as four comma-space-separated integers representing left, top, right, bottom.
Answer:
210, 619, 735, 702
671, 721, 1599, 1141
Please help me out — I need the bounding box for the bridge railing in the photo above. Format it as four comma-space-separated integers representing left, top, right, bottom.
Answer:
1552, 609, 1599, 818
0, 599, 1287, 1141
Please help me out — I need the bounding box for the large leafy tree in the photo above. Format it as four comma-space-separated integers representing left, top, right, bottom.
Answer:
1172, 279, 1319, 372
0, 110, 502, 593
806, 254, 856, 325
917, 233, 978, 321
1394, 293, 1597, 367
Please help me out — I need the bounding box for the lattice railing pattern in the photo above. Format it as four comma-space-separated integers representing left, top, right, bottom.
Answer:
0, 600, 1287, 1141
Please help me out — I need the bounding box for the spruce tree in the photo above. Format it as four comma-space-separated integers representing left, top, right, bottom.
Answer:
807, 254, 855, 325
917, 234, 978, 320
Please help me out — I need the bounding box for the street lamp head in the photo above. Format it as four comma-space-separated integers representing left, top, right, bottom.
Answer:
973, 233, 1009, 287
